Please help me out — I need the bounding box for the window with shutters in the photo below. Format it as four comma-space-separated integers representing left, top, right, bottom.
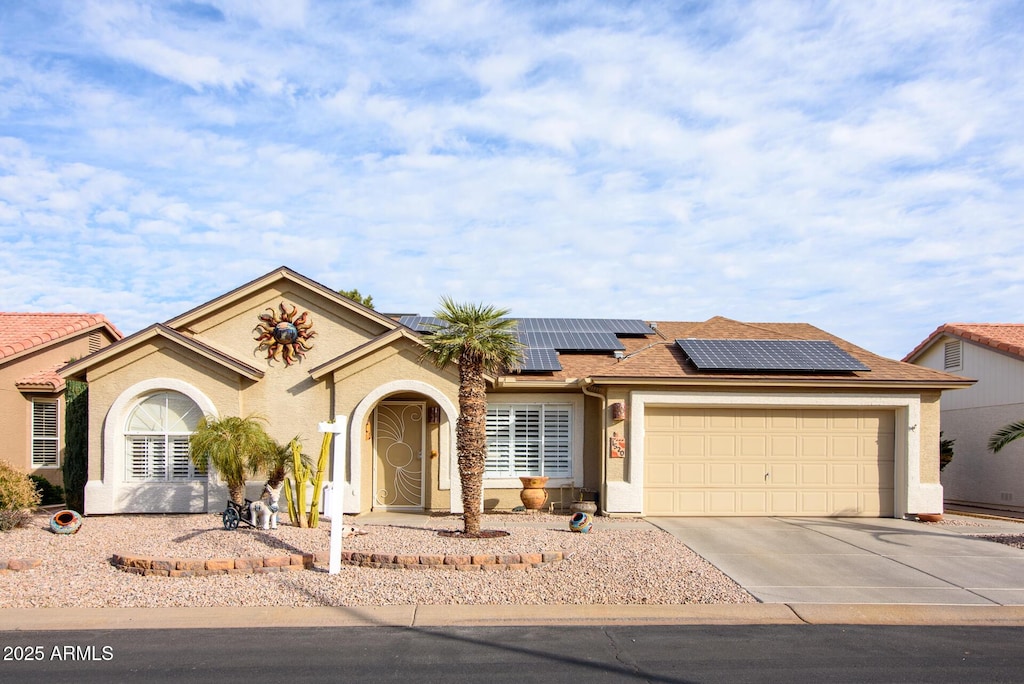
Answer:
943, 340, 963, 371
31, 400, 59, 467
125, 392, 205, 481
485, 404, 572, 478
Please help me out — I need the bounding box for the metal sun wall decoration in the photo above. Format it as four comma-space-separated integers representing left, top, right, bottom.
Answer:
253, 303, 316, 366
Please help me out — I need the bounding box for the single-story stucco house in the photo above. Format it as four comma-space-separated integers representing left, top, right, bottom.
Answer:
1, 313, 122, 486
60, 267, 969, 518
905, 323, 1024, 513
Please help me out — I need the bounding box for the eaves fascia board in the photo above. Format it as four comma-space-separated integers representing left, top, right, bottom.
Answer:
308, 328, 413, 380
59, 324, 264, 382
582, 376, 977, 391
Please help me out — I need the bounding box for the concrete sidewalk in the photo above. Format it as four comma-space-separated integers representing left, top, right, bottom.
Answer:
649, 514, 1024, 605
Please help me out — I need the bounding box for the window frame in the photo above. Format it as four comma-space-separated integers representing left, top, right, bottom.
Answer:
124, 392, 205, 483
483, 394, 584, 488
30, 399, 60, 468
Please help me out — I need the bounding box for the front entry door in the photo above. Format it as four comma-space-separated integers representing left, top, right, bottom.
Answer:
373, 402, 425, 509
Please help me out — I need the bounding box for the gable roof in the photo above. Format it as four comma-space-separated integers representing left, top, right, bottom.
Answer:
166, 266, 401, 335
904, 323, 1024, 364
498, 316, 968, 388
60, 324, 264, 382
0, 313, 122, 364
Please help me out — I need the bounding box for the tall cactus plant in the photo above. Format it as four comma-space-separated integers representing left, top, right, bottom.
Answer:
283, 430, 332, 528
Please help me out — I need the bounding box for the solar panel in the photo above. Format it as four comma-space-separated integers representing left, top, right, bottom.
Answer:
675, 339, 869, 372
519, 347, 561, 372
399, 316, 653, 336
517, 331, 625, 352
399, 316, 443, 332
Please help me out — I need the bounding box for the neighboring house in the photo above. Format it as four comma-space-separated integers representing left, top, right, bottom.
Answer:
0, 313, 123, 485
904, 324, 1024, 513
60, 267, 968, 518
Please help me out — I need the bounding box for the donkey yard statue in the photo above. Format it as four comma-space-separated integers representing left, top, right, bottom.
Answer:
250, 483, 283, 530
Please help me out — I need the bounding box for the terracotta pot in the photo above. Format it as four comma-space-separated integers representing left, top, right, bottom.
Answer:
916, 513, 943, 523
570, 501, 598, 516
519, 476, 549, 510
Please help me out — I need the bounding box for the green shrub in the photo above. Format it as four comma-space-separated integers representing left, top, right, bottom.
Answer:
29, 475, 65, 506
0, 460, 42, 532
63, 378, 88, 513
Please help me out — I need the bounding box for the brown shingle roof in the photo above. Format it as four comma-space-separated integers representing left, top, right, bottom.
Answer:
904, 323, 1024, 363
510, 316, 964, 386
0, 313, 123, 361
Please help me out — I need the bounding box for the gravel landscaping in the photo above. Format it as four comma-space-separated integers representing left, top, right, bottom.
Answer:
0, 511, 755, 608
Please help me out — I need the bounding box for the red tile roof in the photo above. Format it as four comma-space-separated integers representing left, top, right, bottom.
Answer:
904, 323, 1024, 363
0, 313, 123, 361
15, 363, 66, 392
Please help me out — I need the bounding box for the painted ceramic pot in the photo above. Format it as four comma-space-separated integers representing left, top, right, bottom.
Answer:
50, 509, 82, 535
519, 476, 550, 510
570, 511, 593, 533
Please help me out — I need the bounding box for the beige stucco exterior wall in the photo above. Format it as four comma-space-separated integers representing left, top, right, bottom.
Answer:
919, 390, 941, 485
0, 330, 117, 485
84, 339, 251, 482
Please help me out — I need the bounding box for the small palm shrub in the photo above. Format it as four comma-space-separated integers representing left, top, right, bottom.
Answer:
0, 460, 42, 532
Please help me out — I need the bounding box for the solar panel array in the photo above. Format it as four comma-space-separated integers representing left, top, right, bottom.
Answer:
520, 347, 561, 372
675, 339, 869, 373
398, 316, 653, 372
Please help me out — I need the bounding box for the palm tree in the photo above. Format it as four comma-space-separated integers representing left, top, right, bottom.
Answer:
423, 297, 524, 536
989, 421, 1024, 454
189, 415, 275, 505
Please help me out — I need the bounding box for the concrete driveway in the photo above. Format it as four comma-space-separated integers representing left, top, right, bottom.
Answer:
649, 515, 1024, 605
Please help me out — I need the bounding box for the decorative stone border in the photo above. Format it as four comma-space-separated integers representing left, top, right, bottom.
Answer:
111, 553, 315, 577
0, 558, 42, 574
340, 549, 569, 571
111, 550, 570, 576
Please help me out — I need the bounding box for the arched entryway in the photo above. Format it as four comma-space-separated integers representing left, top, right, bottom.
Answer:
348, 380, 459, 514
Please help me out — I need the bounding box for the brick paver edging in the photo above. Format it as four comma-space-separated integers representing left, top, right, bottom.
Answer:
0, 558, 42, 574
111, 549, 569, 576
112, 552, 314, 577
340, 549, 569, 571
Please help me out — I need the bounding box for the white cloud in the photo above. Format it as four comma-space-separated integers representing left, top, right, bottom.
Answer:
0, 0, 1020, 357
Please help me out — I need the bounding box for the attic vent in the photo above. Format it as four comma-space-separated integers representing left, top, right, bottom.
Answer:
943, 340, 962, 371
88, 332, 102, 354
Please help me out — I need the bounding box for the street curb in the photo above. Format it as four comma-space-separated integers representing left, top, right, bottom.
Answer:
5, 603, 1024, 631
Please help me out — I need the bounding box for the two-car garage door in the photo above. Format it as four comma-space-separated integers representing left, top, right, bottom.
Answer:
644, 407, 895, 516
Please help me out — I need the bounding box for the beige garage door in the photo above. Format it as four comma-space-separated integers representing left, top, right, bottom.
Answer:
644, 407, 895, 516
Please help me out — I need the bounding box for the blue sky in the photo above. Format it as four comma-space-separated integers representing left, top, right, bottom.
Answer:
2, 1, 1021, 359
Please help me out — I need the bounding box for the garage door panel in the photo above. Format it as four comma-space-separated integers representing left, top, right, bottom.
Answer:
770, 435, 797, 458
644, 407, 895, 517
708, 491, 737, 513
739, 435, 766, 457
801, 491, 828, 513
738, 463, 765, 485
708, 463, 737, 485
771, 463, 797, 485
801, 463, 828, 485
738, 491, 767, 514
801, 436, 828, 459
678, 463, 704, 485
708, 436, 736, 458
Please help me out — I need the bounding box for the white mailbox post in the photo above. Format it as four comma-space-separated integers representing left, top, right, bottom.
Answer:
319, 416, 348, 575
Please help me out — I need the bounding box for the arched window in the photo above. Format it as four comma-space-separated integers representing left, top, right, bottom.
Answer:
125, 392, 205, 481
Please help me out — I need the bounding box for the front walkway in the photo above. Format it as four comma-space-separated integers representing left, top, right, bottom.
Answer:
649, 515, 1024, 605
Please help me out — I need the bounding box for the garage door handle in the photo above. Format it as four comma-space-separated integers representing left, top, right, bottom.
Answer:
765, 472, 770, 481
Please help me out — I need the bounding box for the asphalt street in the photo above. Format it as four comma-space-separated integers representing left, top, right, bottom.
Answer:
4, 625, 1024, 683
